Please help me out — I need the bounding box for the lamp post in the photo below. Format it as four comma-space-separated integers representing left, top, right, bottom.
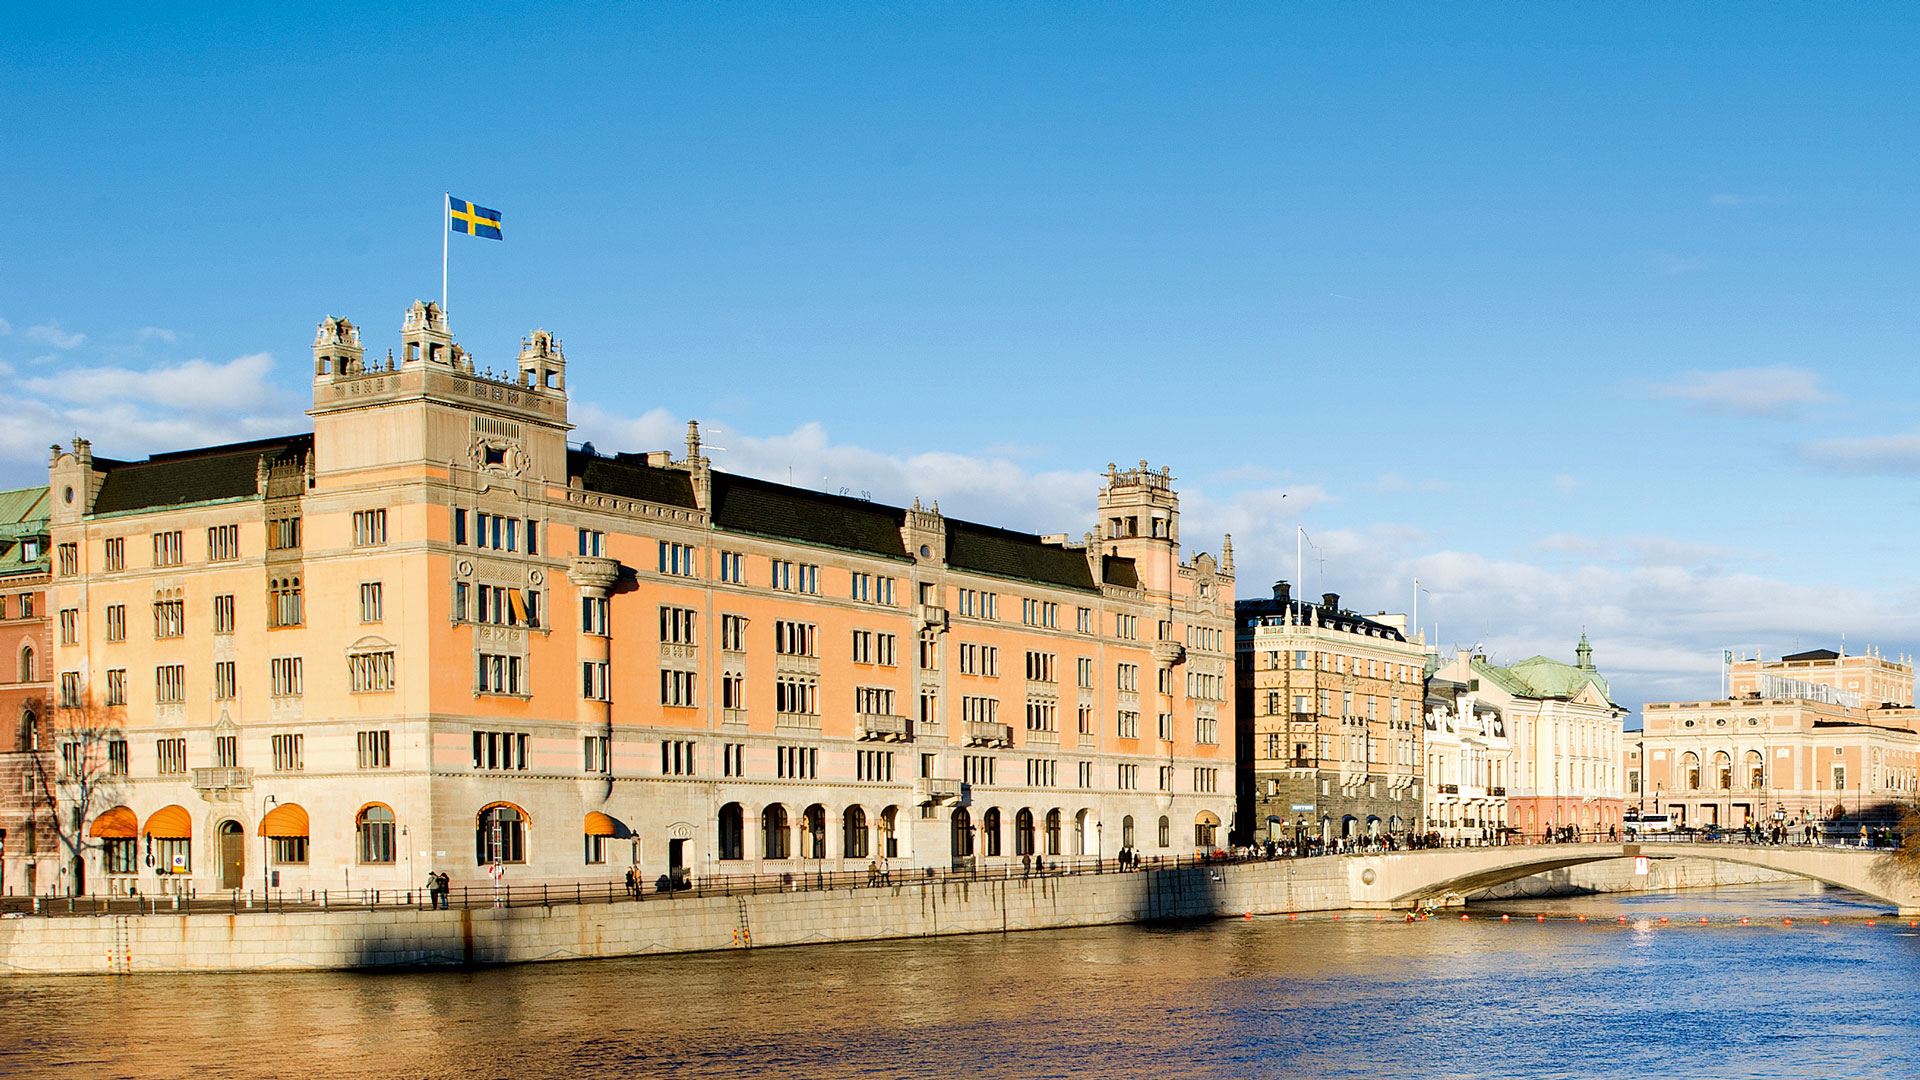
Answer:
1096, 821, 1104, 870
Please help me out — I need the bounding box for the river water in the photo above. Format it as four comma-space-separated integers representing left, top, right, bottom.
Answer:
3, 881, 1916, 1080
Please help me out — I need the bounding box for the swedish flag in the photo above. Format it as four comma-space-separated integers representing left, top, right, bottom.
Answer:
449, 197, 503, 240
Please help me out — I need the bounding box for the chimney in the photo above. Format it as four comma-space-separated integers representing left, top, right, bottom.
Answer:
1272, 580, 1291, 606
1322, 592, 1339, 612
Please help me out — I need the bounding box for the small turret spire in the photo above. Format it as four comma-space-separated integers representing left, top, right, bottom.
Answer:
1576, 630, 1593, 670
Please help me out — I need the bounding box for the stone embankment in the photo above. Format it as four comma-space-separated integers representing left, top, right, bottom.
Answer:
1469, 856, 1796, 901
0, 859, 1350, 975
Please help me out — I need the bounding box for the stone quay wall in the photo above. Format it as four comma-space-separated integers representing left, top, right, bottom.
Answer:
1468, 856, 1798, 902
0, 859, 1352, 976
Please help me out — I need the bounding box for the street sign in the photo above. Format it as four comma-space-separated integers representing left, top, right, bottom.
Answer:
1633, 856, 1650, 876
1290, 804, 1315, 812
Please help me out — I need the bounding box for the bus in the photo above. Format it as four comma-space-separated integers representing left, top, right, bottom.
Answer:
1623, 813, 1675, 837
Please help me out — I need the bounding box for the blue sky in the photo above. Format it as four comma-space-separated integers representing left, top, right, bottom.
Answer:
5, 4, 1920, 709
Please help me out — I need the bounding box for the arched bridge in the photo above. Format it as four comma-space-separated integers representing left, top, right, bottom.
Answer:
1344, 843, 1920, 915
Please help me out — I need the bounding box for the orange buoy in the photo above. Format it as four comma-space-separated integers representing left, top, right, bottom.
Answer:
1784, 918, 1793, 926
1700, 918, 1709, 924
1821, 919, 1831, 925
1659, 917, 1668, 924
1536, 914, 1545, 922
1461, 914, 1469, 921
1245, 912, 1252, 920
1868, 920, 1875, 927
1288, 913, 1297, 920
1740, 918, 1749, 925
1502, 914, 1510, 922
1617, 917, 1627, 924
1332, 914, 1341, 919
1578, 915, 1587, 923
1375, 914, 1383, 920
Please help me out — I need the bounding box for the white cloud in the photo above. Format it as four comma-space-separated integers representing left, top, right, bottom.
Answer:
0, 317, 12, 335
1649, 365, 1834, 418
25, 322, 85, 349
1553, 474, 1577, 496
0, 352, 303, 482
139, 327, 180, 343
1799, 432, 1920, 475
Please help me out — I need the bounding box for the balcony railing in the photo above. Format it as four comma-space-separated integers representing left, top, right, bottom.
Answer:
1438, 783, 1460, 795
858, 714, 910, 742
1489, 786, 1507, 797
191, 767, 252, 792
914, 777, 963, 804
965, 721, 1013, 748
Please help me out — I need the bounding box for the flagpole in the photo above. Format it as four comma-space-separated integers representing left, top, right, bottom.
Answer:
441, 192, 450, 320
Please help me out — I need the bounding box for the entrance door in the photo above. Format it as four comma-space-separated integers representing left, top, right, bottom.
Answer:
668, 838, 686, 885
219, 821, 245, 890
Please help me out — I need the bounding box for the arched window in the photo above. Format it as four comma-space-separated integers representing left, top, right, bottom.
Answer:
1074, 809, 1089, 855
1044, 809, 1061, 856
843, 805, 868, 859
1015, 809, 1035, 856
357, 804, 396, 863
18, 644, 34, 684
801, 804, 827, 859
762, 804, 790, 860
952, 806, 974, 858
718, 803, 744, 860
476, 803, 526, 864
1683, 752, 1701, 791
18, 708, 36, 752
1121, 814, 1135, 849
1713, 751, 1733, 791
981, 808, 1001, 857
879, 806, 899, 859
1157, 815, 1171, 848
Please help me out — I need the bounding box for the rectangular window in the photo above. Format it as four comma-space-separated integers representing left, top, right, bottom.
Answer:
584, 735, 611, 773
105, 604, 126, 642
1024, 700, 1056, 732
357, 730, 391, 769
59, 608, 77, 646
153, 599, 184, 639
475, 654, 525, 695
660, 669, 698, 707
770, 560, 818, 592
526, 519, 540, 555
1158, 712, 1174, 741
104, 536, 125, 571
156, 738, 187, 775
1076, 607, 1092, 633
1021, 599, 1058, 628
722, 742, 747, 777
105, 668, 127, 706
269, 657, 303, 697
1117, 763, 1138, 790
1116, 663, 1138, 691
471, 730, 530, 770
1115, 614, 1137, 640
855, 686, 895, 715
270, 578, 303, 627
216, 735, 238, 769
1117, 711, 1139, 739
1078, 761, 1092, 787
577, 528, 604, 556
919, 632, 939, 670
660, 739, 697, 775
213, 661, 236, 700
359, 582, 383, 623
1195, 716, 1218, 745
856, 749, 895, 782
267, 517, 300, 551
1076, 657, 1094, 689
1195, 767, 1219, 794
963, 755, 995, 786
961, 696, 999, 724
349, 651, 394, 693
581, 596, 609, 635
271, 836, 308, 865
720, 613, 747, 651
213, 594, 234, 635
774, 620, 817, 656
108, 738, 129, 776
1024, 651, 1056, 683
776, 746, 819, 779
659, 606, 698, 644
271, 733, 304, 772
59, 671, 80, 708
1025, 758, 1057, 787
852, 629, 874, 664
454, 508, 469, 546
658, 541, 697, 576
1158, 765, 1174, 791
155, 664, 186, 704
718, 550, 745, 583
353, 509, 388, 547
722, 672, 745, 709
583, 661, 610, 700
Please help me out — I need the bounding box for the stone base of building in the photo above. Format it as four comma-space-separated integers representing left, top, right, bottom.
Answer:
1249, 771, 1422, 843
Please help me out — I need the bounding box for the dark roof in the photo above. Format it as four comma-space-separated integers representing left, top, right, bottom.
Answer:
947, 520, 1097, 593
1102, 555, 1139, 590
570, 450, 698, 509
711, 472, 908, 560
1781, 648, 1840, 662
91, 435, 312, 515
1234, 595, 1407, 642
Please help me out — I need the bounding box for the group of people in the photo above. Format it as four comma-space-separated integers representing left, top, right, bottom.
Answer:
421, 870, 451, 909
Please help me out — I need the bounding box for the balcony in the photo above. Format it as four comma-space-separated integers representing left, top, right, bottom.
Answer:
774, 711, 821, 732
191, 767, 252, 792
775, 654, 820, 676
1077, 733, 1097, 750
721, 709, 748, 728
1152, 642, 1186, 667
1024, 728, 1059, 749
1489, 786, 1507, 797
859, 713, 910, 742
1438, 783, 1460, 795
914, 777, 963, 805
965, 721, 1013, 748
918, 604, 948, 631
659, 642, 698, 661
1287, 757, 1318, 769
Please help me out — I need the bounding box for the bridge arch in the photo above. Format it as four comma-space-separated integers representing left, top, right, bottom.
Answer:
1345, 843, 1920, 915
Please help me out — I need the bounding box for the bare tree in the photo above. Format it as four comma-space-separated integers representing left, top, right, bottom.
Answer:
29, 695, 125, 896
1890, 801, 1920, 880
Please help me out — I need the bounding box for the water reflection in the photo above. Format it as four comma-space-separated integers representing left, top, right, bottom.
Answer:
1, 882, 1915, 1080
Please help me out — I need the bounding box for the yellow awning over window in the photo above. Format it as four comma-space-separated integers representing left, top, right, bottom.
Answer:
584, 811, 624, 837
1195, 811, 1222, 827
260, 803, 310, 838
143, 805, 192, 839
90, 806, 137, 839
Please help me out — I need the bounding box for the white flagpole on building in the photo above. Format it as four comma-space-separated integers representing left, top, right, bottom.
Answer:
441, 192, 450, 320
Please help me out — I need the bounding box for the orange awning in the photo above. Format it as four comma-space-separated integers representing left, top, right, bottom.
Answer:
584, 811, 627, 837
144, 805, 192, 839
1195, 811, 1222, 826
260, 803, 310, 838
90, 806, 137, 839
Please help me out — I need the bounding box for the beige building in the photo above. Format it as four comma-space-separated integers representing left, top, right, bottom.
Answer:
1235, 583, 1427, 846
44, 301, 1236, 896
1636, 647, 1920, 828
1430, 636, 1626, 838
1421, 673, 1512, 842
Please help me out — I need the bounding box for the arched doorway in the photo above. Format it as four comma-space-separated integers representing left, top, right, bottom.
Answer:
843, 805, 868, 859
801, 804, 827, 860
718, 803, 745, 861
218, 820, 246, 890
762, 804, 790, 860
981, 808, 1001, 857
951, 806, 974, 861
477, 803, 527, 865
1074, 809, 1093, 855
1015, 809, 1035, 856
1044, 809, 1062, 856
